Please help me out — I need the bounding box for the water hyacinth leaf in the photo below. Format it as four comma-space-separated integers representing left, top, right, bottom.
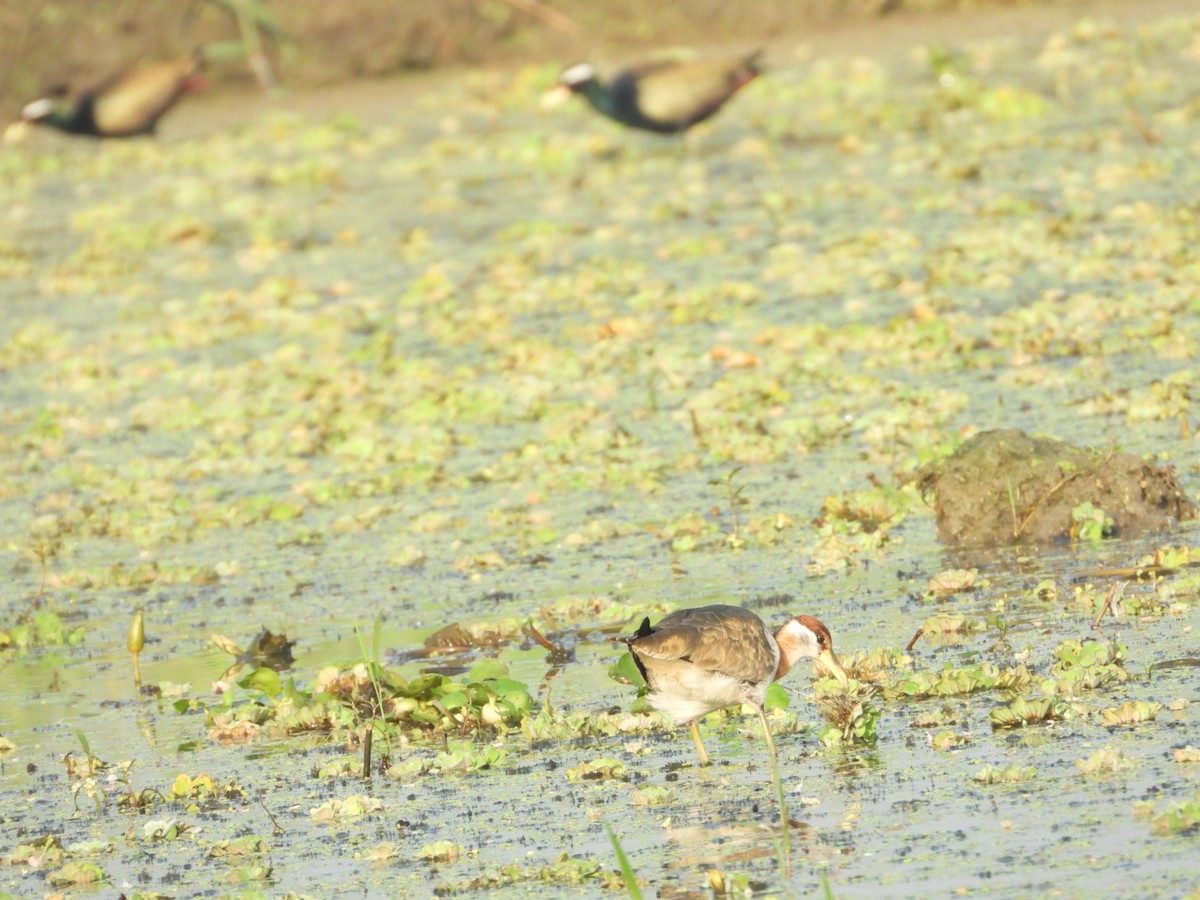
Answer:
239, 667, 283, 697
465, 683, 491, 707
468, 658, 508, 682
409, 707, 444, 726
763, 681, 790, 712
399, 674, 445, 700
609, 651, 646, 688
484, 678, 528, 698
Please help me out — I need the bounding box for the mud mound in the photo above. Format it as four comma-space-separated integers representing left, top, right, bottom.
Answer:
916, 429, 1197, 547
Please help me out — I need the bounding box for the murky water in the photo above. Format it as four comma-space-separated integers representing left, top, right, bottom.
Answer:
2, 1, 1199, 896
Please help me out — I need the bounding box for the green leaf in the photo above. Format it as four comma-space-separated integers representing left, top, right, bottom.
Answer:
468, 658, 508, 682
763, 682, 791, 711
239, 667, 282, 697
484, 678, 528, 697
608, 651, 645, 688
606, 824, 644, 900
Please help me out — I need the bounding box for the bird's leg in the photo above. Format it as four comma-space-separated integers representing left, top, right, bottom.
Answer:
754, 703, 788, 829
755, 702, 792, 874
688, 719, 710, 766
754, 702, 779, 769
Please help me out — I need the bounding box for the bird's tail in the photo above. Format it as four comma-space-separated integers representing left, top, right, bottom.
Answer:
616, 616, 654, 646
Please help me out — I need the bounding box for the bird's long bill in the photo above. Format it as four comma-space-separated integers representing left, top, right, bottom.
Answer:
540, 84, 573, 109
817, 648, 850, 685
3, 120, 33, 144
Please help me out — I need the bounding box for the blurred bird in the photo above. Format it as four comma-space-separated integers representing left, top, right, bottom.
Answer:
11, 52, 205, 140
542, 51, 762, 134
623, 604, 848, 765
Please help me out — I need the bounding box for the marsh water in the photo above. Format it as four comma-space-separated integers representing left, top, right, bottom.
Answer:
2, 1, 1199, 896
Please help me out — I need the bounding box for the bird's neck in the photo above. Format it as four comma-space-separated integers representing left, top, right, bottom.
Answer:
772, 626, 810, 682
42, 101, 93, 135
576, 81, 616, 117
773, 645, 792, 682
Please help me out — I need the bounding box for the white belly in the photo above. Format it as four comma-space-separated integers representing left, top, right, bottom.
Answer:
647, 667, 761, 723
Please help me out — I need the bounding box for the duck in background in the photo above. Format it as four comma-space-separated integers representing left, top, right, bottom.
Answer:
8, 51, 206, 140
542, 50, 762, 134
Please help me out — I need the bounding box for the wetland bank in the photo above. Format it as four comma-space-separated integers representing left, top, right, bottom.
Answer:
2, 1, 1200, 897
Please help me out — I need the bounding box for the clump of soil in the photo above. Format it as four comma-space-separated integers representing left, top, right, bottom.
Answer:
916, 429, 1197, 546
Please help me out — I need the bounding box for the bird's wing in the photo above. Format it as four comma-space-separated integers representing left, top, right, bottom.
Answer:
631, 606, 776, 683
92, 58, 197, 135
632, 57, 756, 126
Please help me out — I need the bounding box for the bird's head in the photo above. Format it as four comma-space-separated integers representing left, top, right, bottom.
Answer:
774, 615, 849, 685
541, 63, 598, 108
5, 93, 63, 142
557, 63, 597, 90
19, 97, 57, 124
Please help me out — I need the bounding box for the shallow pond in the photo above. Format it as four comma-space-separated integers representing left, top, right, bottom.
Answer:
1, 1, 1199, 897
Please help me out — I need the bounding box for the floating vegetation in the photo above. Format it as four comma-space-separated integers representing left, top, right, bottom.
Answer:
566, 758, 628, 783
1143, 800, 1200, 837
210, 627, 296, 682
419, 841, 470, 863
433, 853, 620, 894
889, 663, 1032, 700
989, 697, 1067, 729
916, 613, 985, 639
821, 485, 916, 535
1070, 502, 1115, 543
815, 681, 881, 749
1076, 748, 1135, 775
1100, 701, 1162, 728
45, 861, 106, 887
931, 731, 971, 751
310, 794, 384, 823
142, 818, 191, 842
925, 568, 979, 597
200, 660, 536, 746
388, 741, 509, 779
973, 764, 1038, 785
630, 785, 672, 807
0, 610, 86, 651
1046, 639, 1129, 694
208, 836, 267, 858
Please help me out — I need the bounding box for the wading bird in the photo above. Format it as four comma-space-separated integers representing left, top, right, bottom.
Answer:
623, 604, 848, 766
12, 53, 205, 139
542, 51, 762, 134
